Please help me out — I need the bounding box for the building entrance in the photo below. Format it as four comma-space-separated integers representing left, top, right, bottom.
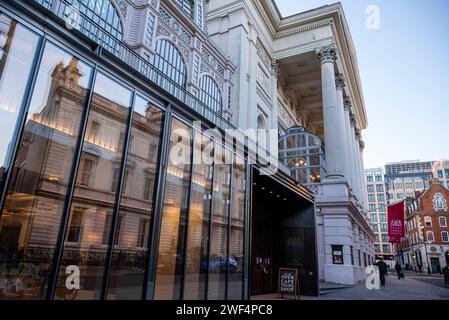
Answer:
250, 169, 319, 297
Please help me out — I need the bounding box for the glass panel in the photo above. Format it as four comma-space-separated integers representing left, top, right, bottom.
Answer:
0, 42, 92, 299
183, 134, 213, 299
106, 96, 164, 300
208, 147, 231, 300
154, 119, 192, 300
0, 16, 39, 193
228, 156, 245, 299
54, 72, 131, 300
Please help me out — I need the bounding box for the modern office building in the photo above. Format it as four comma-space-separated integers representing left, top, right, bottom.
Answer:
0, 0, 371, 299
395, 179, 449, 273
433, 160, 449, 190
384, 160, 434, 204
364, 168, 394, 267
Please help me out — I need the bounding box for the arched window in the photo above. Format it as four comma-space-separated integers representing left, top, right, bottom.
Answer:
279, 126, 325, 187
173, 0, 195, 19
67, 0, 123, 39
199, 75, 222, 114
152, 40, 187, 87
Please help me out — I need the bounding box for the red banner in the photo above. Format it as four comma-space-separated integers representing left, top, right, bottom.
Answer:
387, 200, 405, 243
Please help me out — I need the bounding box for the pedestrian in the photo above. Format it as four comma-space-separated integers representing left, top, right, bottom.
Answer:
395, 262, 403, 279
442, 265, 449, 288
376, 258, 388, 287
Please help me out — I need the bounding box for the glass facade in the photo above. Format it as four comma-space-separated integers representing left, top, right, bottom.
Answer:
0, 11, 248, 300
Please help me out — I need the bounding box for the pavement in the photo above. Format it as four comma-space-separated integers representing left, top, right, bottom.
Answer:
301, 271, 449, 300
252, 271, 449, 300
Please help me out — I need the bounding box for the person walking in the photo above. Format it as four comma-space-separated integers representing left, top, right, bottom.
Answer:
376, 258, 388, 287
442, 265, 449, 288
395, 262, 403, 279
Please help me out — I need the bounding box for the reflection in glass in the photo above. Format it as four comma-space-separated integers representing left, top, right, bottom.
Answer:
228, 158, 245, 299
0, 42, 92, 299
154, 119, 192, 300
183, 135, 214, 299
0, 15, 39, 195
55, 73, 131, 300
208, 148, 231, 300
107, 96, 164, 300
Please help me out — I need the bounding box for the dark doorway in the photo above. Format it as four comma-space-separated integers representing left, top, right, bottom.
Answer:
250, 169, 318, 297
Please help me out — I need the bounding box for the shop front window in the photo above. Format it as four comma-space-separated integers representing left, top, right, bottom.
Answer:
54, 72, 132, 300
0, 41, 93, 299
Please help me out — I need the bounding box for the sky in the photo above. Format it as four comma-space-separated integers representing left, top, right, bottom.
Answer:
275, 0, 449, 169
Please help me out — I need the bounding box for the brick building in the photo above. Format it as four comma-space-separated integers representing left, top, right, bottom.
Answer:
396, 179, 449, 273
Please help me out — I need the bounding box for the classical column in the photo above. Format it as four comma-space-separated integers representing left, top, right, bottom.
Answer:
335, 74, 350, 183
354, 127, 364, 206
343, 97, 355, 190
350, 115, 362, 202
358, 138, 369, 208
317, 44, 346, 178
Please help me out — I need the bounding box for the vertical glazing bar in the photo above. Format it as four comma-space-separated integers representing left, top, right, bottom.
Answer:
46, 66, 98, 300
180, 127, 196, 300
225, 155, 234, 300
145, 105, 173, 300
0, 36, 46, 217
204, 140, 217, 300
100, 91, 136, 299
244, 164, 252, 300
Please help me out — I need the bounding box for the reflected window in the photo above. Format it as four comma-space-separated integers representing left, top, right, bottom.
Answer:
67, 207, 85, 243
55, 72, 132, 300
151, 40, 187, 87
66, 0, 123, 39
0, 41, 93, 300
0, 15, 39, 195
79, 158, 96, 186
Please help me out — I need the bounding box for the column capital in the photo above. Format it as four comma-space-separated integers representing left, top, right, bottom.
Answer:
344, 95, 352, 111
335, 73, 346, 90
359, 139, 365, 151
317, 44, 338, 65
271, 58, 280, 79
350, 113, 357, 128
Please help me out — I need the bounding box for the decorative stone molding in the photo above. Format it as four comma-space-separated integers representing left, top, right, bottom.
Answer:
117, 0, 128, 18
433, 192, 448, 211
335, 73, 346, 90
317, 44, 338, 65
256, 40, 271, 71
156, 25, 170, 37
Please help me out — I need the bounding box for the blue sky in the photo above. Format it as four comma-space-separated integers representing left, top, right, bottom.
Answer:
275, 0, 449, 168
